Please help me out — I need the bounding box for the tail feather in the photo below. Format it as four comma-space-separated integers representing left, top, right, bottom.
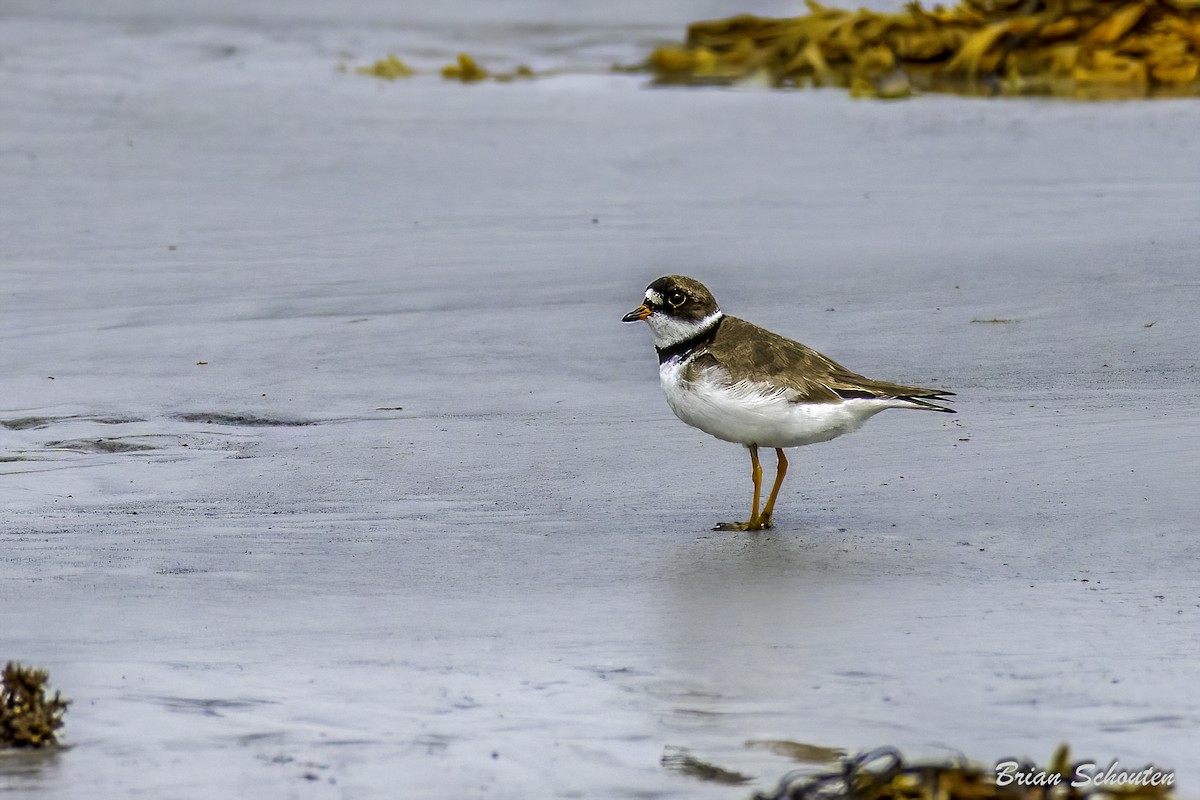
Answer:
899, 394, 956, 413
836, 387, 956, 413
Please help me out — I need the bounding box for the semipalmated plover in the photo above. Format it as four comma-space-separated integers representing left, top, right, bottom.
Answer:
622, 275, 954, 531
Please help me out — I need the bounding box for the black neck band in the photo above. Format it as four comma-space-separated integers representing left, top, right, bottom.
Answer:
656, 316, 722, 364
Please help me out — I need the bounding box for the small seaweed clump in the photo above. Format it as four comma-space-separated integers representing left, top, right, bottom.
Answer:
442, 53, 490, 82
355, 53, 536, 83
1, 662, 70, 748
356, 54, 414, 80
646, 0, 1200, 98
662, 745, 754, 785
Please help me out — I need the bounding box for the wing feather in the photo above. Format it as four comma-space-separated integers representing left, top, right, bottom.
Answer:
704, 317, 955, 411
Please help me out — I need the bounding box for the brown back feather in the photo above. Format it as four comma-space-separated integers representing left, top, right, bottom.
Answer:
699, 317, 954, 406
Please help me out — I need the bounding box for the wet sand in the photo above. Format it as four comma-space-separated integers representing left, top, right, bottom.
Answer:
2, 6, 1199, 798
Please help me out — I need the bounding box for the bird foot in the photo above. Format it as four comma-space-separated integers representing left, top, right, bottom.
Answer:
713, 518, 773, 532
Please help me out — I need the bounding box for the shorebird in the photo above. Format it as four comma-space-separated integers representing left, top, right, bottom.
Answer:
622, 275, 954, 530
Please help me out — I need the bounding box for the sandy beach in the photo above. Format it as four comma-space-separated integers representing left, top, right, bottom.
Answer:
2, 2, 1199, 797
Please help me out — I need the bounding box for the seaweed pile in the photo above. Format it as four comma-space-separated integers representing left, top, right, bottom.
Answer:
754, 746, 1174, 800
0, 662, 69, 749
646, 0, 1200, 98
661, 742, 1173, 799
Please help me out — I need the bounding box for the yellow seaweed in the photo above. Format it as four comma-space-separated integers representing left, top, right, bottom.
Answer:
643, 0, 1200, 97
1083, 2, 1149, 44
356, 54, 413, 80
442, 53, 489, 82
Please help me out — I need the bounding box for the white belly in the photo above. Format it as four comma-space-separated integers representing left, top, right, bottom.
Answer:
659, 359, 897, 449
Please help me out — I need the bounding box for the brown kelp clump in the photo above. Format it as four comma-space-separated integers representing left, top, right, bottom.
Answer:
1, 662, 70, 748
754, 746, 1174, 800
646, 0, 1200, 98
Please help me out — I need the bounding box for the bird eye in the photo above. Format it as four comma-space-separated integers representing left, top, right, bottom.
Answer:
667, 290, 686, 307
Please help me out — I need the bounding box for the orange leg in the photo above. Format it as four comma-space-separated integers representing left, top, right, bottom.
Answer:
758, 448, 789, 529
714, 445, 766, 531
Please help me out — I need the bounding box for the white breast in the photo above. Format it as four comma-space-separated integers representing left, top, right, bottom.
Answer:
659, 357, 899, 449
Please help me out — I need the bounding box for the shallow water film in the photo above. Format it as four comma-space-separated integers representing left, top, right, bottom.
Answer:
2, 1, 1199, 797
